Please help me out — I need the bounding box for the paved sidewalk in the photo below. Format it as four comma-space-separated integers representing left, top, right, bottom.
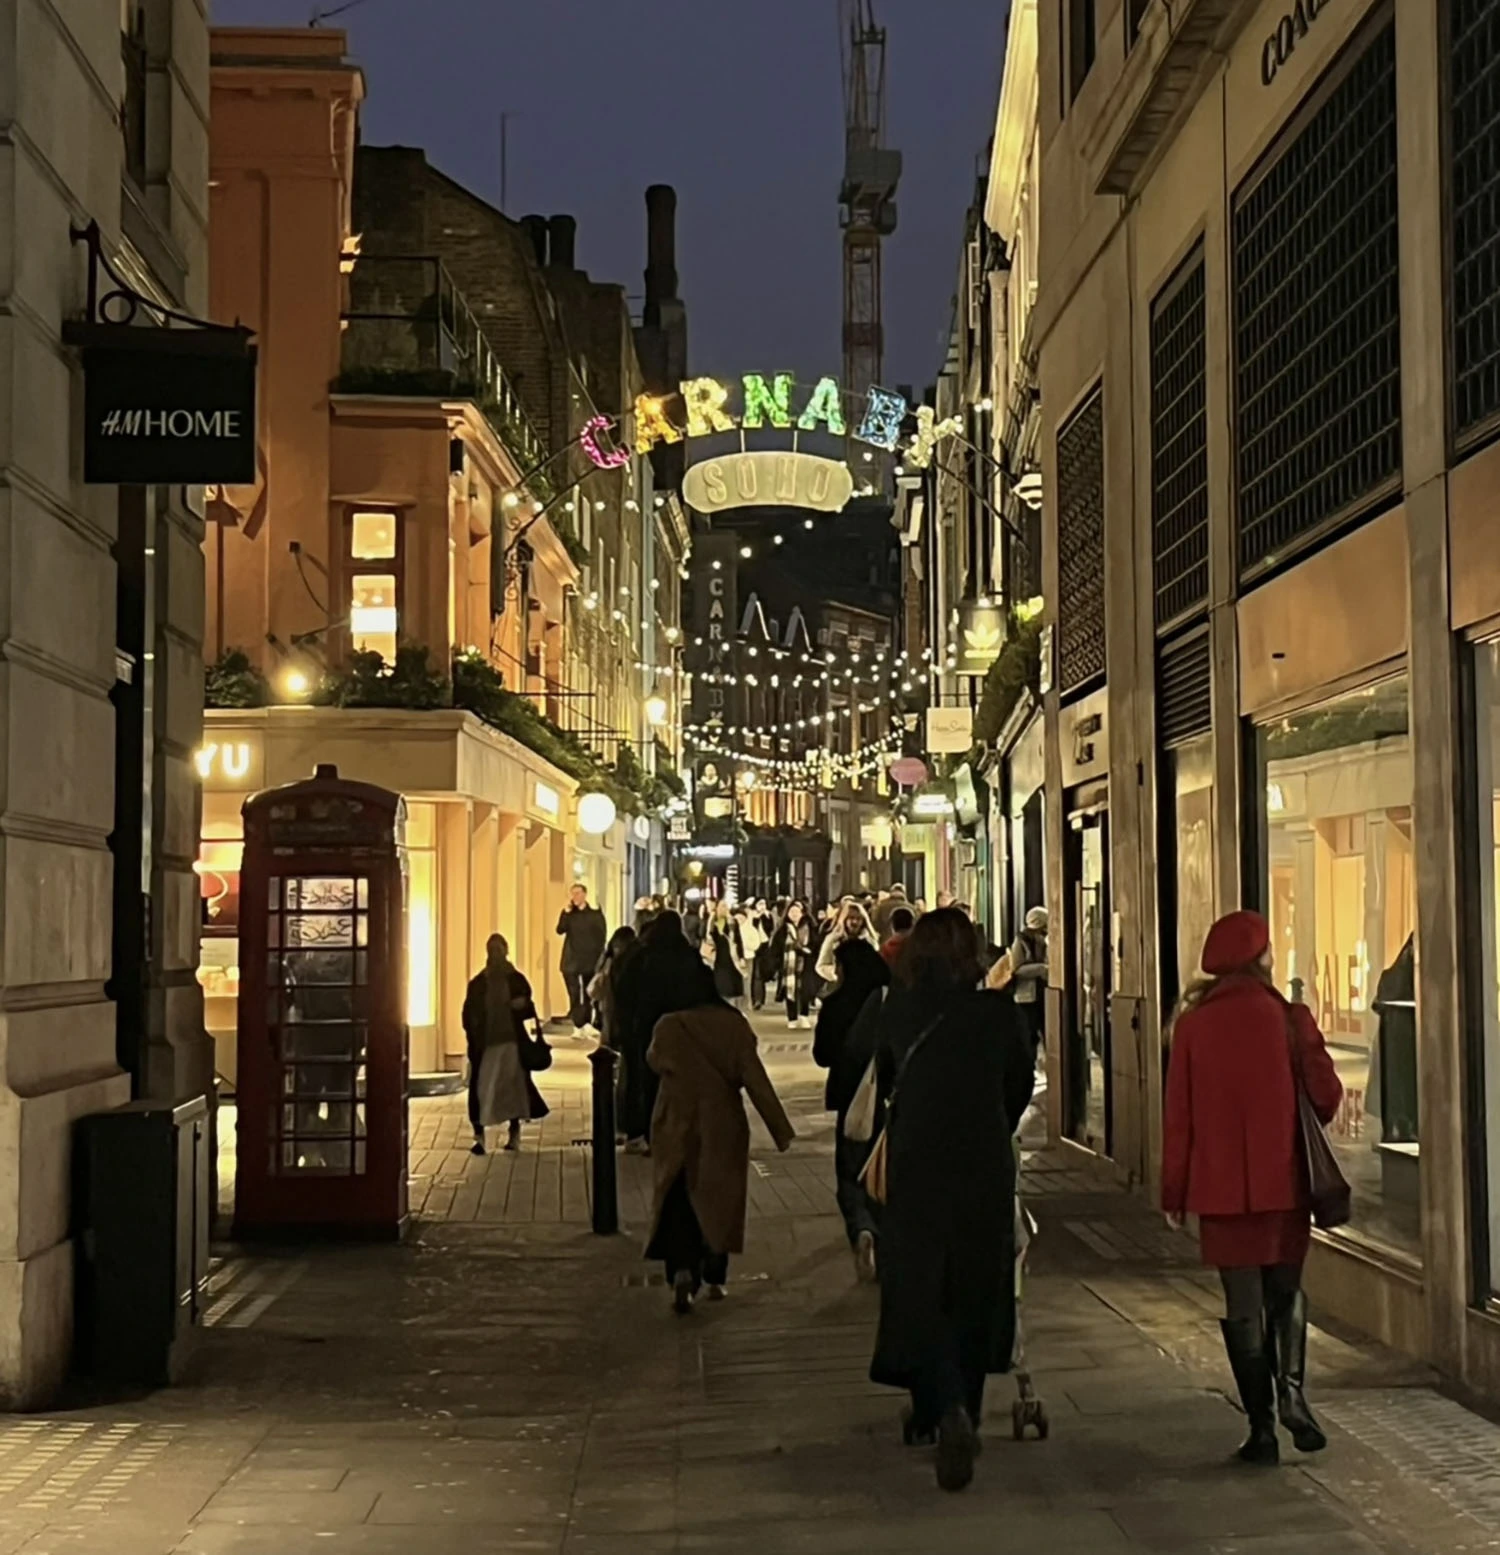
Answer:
8, 1019, 1500, 1553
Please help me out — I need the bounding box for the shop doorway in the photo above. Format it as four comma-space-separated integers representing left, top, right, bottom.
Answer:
1064, 794, 1111, 1155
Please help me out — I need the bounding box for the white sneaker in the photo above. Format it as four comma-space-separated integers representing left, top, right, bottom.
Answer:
706, 1283, 727, 1302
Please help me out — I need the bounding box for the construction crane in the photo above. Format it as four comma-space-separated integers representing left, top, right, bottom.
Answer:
839, 0, 901, 403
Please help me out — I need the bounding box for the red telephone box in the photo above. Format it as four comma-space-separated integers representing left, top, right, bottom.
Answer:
234, 764, 409, 1240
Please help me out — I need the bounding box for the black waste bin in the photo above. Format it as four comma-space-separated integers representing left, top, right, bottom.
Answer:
74, 1095, 211, 1387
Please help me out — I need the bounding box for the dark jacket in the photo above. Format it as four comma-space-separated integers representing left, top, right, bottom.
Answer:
812, 941, 891, 1115
461, 969, 538, 1059
1162, 975, 1341, 1218
615, 932, 717, 1066
460, 969, 548, 1120
557, 903, 607, 974
868, 986, 1035, 1390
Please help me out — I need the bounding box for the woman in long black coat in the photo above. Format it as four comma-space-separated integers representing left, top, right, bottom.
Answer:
614, 911, 714, 1148
868, 908, 1035, 1493
812, 937, 890, 1280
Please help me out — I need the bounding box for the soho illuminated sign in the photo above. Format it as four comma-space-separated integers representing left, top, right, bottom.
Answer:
684, 452, 855, 516
1260, 0, 1330, 85
580, 374, 963, 469
194, 741, 253, 782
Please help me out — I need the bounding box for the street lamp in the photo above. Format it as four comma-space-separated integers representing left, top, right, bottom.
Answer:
645, 688, 669, 727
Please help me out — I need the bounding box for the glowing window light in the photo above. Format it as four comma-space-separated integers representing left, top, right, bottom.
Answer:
350, 574, 398, 661
405, 836, 436, 1027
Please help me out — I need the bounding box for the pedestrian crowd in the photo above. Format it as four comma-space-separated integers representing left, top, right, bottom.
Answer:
463, 880, 1346, 1494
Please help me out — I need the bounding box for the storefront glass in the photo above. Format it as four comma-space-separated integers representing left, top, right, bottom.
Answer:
1064, 803, 1110, 1154
1171, 735, 1216, 998
1257, 676, 1419, 1262
1468, 642, 1500, 1292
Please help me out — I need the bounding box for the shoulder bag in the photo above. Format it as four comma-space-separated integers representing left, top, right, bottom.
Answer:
858, 1012, 944, 1205
1285, 1010, 1350, 1230
522, 1020, 554, 1073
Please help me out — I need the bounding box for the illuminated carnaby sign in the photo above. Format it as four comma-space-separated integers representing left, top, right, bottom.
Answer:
580, 373, 962, 470
683, 451, 855, 516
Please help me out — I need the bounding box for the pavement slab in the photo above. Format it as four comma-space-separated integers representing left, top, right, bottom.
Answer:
5, 1017, 1496, 1552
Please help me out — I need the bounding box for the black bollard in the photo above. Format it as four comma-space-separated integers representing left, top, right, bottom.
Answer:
588, 1046, 620, 1235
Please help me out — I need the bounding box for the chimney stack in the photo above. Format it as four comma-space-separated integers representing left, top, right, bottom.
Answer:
520, 214, 548, 268
644, 184, 678, 318
548, 215, 576, 270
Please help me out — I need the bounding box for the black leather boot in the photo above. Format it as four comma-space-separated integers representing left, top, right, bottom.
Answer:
1266, 1290, 1327, 1453
1221, 1318, 1279, 1465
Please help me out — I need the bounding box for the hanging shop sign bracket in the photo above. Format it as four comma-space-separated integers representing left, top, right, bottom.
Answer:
63, 221, 257, 485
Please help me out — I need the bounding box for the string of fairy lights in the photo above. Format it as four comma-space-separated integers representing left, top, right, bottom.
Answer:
688, 727, 905, 791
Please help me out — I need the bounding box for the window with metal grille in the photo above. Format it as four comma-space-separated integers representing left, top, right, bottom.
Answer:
1450, 0, 1500, 446
1150, 245, 1208, 631
1232, 16, 1401, 581
1057, 387, 1106, 697
1157, 626, 1212, 748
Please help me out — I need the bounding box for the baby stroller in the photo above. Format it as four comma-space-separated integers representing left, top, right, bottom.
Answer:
1011, 1134, 1049, 1440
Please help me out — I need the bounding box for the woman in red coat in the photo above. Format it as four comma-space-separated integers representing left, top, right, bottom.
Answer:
1162, 910, 1342, 1467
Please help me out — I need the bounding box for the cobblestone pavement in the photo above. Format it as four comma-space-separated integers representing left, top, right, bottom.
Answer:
9, 1014, 1500, 1553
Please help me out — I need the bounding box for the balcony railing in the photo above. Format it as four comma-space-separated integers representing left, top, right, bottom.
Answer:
338, 255, 550, 491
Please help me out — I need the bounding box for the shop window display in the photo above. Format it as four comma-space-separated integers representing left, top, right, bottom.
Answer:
1257, 676, 1419, 1261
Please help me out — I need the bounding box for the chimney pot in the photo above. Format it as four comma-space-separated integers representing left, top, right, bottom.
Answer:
548, 215, 577, 270
520, 214, 548, 267
644, 184, 678, 310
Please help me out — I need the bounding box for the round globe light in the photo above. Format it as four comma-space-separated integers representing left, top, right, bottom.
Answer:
577, 791, 617, 836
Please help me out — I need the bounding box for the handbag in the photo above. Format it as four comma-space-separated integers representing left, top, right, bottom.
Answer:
858, 1014, 944, 1206
1285, 1010, 1350, 1230
844, 1058, 879, 1143
522, 1022, 554, 1073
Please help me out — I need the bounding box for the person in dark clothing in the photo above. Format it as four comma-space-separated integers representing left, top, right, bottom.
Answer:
462, 934, 550, 1155
813, 937, 891, 1281
556, 884, 607, 1031
867, 908, 1035, 1493
770, 901, 815, 1027
590, 925, 637, 1050
614, 911, 716, 1149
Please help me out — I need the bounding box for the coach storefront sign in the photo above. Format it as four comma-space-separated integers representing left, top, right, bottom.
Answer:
1261, 0, 1330, 85
76, 327, 257, 485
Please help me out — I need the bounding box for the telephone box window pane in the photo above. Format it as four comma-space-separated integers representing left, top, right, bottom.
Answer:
350, 574, 398, 663
286, 878, 357, 912
291, 1142, 352, 1173
279, 949, 356, 986
294, 1101, 355, 1136
285, 987, 356, 1023
285, 916, 356, 949
351, 510, 398, 560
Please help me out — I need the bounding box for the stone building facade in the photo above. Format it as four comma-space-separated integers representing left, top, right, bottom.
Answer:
1034, 0, 1500, 1391
0, 0, 211, 1405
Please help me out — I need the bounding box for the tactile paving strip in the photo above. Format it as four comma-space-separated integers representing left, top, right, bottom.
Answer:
0, 1421, 184, 1515
1322, 1388, 1500, 1531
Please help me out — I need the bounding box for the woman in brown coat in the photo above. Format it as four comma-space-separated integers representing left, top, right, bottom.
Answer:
646, 975, 796, 1312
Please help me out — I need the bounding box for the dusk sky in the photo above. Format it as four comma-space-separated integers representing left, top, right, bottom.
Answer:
211, 0, 1011, 395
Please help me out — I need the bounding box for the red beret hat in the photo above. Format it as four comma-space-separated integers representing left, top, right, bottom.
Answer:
1201, 910, 1270, 976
